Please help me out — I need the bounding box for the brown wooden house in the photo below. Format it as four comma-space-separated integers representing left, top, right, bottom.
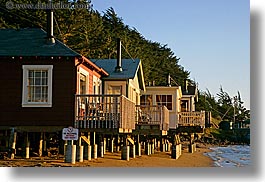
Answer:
0, 23, 108, 158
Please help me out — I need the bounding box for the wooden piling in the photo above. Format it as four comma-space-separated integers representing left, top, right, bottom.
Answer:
116, 135, 120, 152
93, 144, 97, 159
25, 141, 30, 159
188, 133, 196, 153
77, 146, 84, 162
39, 132, 43, 157
9, 128, 16, 159
160, 138, 165, 152
171, 144, 182, 159
64, 140, 67, 155
43, 133, 47, 155
121, 145, 130, 161
64, 141, 72, 163
145, 142, 150, 155
71, 145, 76, 164
88, 145, 92, 160
130, 144, 136, 158
110, 138, 114, 153
100, 142, 104, 158
104, 138, 106, 154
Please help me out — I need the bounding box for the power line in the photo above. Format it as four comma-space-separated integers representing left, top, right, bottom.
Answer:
121, 43, 136, 63
53, 12, 64, 40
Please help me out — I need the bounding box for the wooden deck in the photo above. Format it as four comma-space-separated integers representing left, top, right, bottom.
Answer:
177, 111, 206, 133
133, 105, 169, 135
75, 94, 135, 133
178, 111, 205, 127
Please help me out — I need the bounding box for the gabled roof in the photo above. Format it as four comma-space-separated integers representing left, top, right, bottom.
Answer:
91, 59, 140, 80
182, 85, 197, 95
91, 58, 145, 91
0, 28, 80, 57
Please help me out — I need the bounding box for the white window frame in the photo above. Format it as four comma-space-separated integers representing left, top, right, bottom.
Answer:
155, 94, 173, 110
78, 67, 89, 94
22, 65, 53, 107
93, 75, 101, 95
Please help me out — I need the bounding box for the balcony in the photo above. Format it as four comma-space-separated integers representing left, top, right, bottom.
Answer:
75, 94, 135, 133
134, 105, 169, 135
178, 111, 205, 128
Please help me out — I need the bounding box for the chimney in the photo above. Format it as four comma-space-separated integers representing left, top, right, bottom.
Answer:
184, 79, 188, 93
115, 38, 122, 72
168, 74, 171, 87
46, 0, 55, 44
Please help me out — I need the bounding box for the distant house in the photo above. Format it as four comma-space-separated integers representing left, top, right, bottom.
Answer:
140, 85, 182, 131
0, 11, 108, 157
139, 78, 206, 134
180, 80, 198, 112
90, 39, 145, 105
74, 39, 145, 140
178, 80, 207, 132
91, 58, 145, 104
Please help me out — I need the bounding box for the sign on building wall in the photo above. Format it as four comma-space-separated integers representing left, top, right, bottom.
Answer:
62, 127, 78, 140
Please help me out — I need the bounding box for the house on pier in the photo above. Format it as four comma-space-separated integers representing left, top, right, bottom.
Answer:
137, 85, 180, 135
180, 79, 198, 112
75, 38, 146, 134
0, 16, 108, 157
178, 80, 208, 133
139, 78, 207, 134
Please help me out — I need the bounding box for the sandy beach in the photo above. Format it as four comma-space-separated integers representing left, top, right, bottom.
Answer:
0, 146, 215, 167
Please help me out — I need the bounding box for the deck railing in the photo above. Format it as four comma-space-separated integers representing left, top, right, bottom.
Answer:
178, 111, 205, 128
135, 105, 169, 131
75, 94, 135, 132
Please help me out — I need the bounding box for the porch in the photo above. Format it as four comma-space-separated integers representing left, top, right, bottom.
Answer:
74, 94, 135, 133
177, 111, 206, 133
133, 105, 169, 135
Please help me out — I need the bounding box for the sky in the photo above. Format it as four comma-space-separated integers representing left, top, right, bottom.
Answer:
91, 0, 250, 110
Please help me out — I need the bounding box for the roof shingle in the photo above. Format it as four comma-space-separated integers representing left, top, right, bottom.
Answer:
0, 28, 80, 57
91, 59, 140, 80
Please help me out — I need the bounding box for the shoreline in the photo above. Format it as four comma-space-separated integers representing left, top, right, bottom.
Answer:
0, 146, 216, 167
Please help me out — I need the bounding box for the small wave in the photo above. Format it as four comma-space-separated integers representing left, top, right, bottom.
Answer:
204, 145, 251, 167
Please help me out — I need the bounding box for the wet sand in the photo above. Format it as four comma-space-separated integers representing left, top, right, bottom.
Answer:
0, 147, 215, 167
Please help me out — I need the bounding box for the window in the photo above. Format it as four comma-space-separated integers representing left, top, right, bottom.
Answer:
156, 95, 172, 110
181, 100, 189, 112
93, 76, 101, 95
109, 86, 122, 95
78, 67, 89, 94
80, 73, 87, 95
22, 65, 53, 107
140, 95, 153, 105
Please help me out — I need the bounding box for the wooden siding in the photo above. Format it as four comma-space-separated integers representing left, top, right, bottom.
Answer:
0, 57, 77, 127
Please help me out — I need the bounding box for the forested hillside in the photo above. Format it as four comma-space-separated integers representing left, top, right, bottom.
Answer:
0, 0, 190, 86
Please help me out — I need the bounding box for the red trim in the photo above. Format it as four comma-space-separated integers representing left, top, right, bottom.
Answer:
81, 56, 109, 76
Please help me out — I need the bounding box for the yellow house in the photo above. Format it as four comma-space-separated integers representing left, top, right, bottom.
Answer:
140, 85, 182, 130
91, 58, 145, 105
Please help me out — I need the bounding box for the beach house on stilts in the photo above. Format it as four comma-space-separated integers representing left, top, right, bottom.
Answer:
0, 8, 109, 160
75, 38, 146, 160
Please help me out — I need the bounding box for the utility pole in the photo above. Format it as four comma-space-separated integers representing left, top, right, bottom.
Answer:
233, 96, 237, 128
